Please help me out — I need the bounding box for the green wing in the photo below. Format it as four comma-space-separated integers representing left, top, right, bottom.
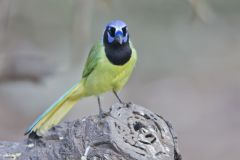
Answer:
82, 42, 103, 78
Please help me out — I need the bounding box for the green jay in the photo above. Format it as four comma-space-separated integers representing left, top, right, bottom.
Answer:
25, 20, 137, 136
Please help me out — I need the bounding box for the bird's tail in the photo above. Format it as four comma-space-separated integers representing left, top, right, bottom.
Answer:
25, 81, 85, 136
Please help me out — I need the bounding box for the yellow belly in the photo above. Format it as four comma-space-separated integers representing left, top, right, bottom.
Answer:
83, 51, 136, 96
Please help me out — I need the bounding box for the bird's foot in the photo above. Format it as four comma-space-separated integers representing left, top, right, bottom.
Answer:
98, 107, 108, 120
98, 111, 105, 119
97, 111, 107, 128
119, 101, 133, 108
126, 102, 133, 108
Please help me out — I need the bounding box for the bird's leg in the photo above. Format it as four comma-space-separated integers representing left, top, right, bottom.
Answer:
113, 89, 124, 104
97, 96, 104, 119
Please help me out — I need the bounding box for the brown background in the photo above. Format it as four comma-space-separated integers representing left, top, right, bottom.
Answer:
0, 0, 240, 159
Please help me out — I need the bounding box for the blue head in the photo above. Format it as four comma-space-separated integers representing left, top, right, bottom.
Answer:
103, 20, 129, 46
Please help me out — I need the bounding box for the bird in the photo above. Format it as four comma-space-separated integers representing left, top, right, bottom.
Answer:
25, 20, 137, 136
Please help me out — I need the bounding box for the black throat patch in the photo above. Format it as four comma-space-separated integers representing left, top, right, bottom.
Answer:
103, 32, 132, 66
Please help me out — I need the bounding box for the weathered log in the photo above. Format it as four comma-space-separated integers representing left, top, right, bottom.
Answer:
0, 103, 182, 160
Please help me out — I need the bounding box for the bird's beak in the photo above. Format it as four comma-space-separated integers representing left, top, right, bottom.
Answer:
115, 35, 123, 45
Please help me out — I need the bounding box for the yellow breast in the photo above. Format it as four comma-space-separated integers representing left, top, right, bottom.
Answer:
84, 48, 137, 96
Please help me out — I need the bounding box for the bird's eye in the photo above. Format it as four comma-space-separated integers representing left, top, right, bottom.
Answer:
122, 26, 127, 36
108, 27, 115, 37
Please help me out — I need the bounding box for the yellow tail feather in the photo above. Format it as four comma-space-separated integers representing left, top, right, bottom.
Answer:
25, 81, 85, 136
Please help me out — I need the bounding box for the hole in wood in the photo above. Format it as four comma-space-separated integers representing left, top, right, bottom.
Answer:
133, 122, 144, 131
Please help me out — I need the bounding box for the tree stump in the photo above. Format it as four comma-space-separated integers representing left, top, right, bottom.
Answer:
0, 103, 182, 160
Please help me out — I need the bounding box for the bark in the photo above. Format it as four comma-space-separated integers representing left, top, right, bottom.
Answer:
0, 103, 182, 160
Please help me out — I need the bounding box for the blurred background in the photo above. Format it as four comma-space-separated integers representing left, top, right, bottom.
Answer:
0, 0, 240, 159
